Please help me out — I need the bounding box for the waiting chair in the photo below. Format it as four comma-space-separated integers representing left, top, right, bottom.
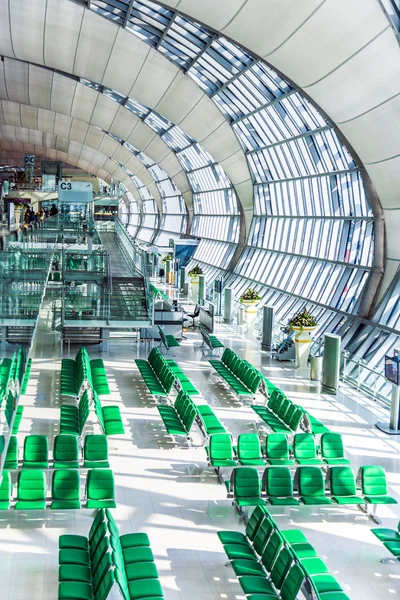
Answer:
358, 465, 397, 523
320, 433, 350, 466
83, 435, 110, 469
226, 467, 266, 512
264, 433, 294, 466
327, 466, 365, 505
86, 468, 116, 509
22, 435, 49, 469
297, 467, 332, 505
15, 470, 46, 510
53, 435, 80, 469
0, 471, 12, 509
236, 433, 266, 466
263, 466, 299, 506
186, 304, 201, 329
51, 470, 81, 509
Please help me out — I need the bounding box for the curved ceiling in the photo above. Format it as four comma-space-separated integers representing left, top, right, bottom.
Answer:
156, 0, 400, 285
0, 0, 395, 318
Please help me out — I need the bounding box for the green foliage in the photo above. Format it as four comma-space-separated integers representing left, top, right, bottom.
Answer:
289, 309, 317, 328
240, 288, 261, 301
188, 265, 203, 276
162, 254, 173, 263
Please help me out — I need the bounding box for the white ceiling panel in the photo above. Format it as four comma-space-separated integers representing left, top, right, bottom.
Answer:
4, 59, 29, 104
90, 94, 119, 132
20, 105, 38, 130
79, 146, 96, 163
74, 10, 118, 82
102, 28, 150, 95
55, 136, 69, 153
44, 0, 84, 72
51, 73, 76, 115
174, 0, 244, 30
0, 0, 15, 58
127, 121, 156, 149
142, 136, 170, 163
42, 132, 56, 149
103, 158, 119, 176
2, 101, 21, 126
68, 140, 84, 156
37, 109, 56, 134
0, 63, 7, 102
10, 0, 46, 64
112, 145, 133, 166
110, 107, 139, 141
70, 119, 89, 144
178, 96, 225, 142
91, 150, 108, 168
155, 73, 203, 124
28, 64, 53, 109
98, 136, 120, 157
54, 113, 72, 138
71, 83, 98, 122
84, 126, 104, 150
129, 50, 177, 108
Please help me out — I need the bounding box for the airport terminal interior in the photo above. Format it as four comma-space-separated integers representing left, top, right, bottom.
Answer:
0, 1, 400, 599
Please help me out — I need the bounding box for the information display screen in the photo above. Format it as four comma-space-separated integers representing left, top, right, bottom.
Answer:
385, 355, 400, 385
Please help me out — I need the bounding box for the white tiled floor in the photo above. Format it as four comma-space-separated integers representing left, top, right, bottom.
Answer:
2, 298, 400, 599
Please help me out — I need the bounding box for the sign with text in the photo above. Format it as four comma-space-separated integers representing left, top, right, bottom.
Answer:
58, 181, 93, 204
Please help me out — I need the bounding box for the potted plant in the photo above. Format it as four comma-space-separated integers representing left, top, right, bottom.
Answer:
289, 309, 318, 369
240, 288, 261, 306
162, 254, 173, 264
188, 265, 203, 283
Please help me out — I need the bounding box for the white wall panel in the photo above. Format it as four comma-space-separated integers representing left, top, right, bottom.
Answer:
71, 84, 98, 122
54, 113, 72, 138
70, 119, 89, 144
90, 95, 119, 132
44, 0, 84, 72
129, 51, 177, 107
0, 0, 15, 58
4, 60, 29, 104
2, 102, 21, 127
20, 105, 38, 130
102, 28, 150, 95
10, 0, 46, 64
50, 74, 76, 115
74, 11, 118, 82
28, 65, 53, 110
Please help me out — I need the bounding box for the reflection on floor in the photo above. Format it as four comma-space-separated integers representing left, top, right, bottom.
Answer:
1, 317, 400, 600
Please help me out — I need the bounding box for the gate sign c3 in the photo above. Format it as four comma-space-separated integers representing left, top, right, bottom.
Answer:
58, 181, 93, 204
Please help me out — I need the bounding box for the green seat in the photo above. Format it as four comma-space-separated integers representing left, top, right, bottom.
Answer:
293, 433, 323, 465
4, 435, 18, 469
218, 505, 268, 546
297, 467, 332, 505
59, 509, 105, 551
327, 466, 365, 505
15, 470, 46, 510
84, 435, 109, 469
358, 466, 397, 505
22, 435, 49, 468
309, 573, 343, 594
12, 406, 24, 434
371, 521, 400, 542
207, 433, 237, 467
197, 405, 226, 435
0, 471, 12, 509
53, 435, 80, 469
280, 529, 317, 558
86, 468, 116, 509
51, 469, 81, 509
128, 579, 163, 599
263, 467, 300, 506
264, 434, 294, 466
321, 433, 350, 466
236, 433, 266, 466
227, 516, 275, 563
240, 546, 293, 595
101, 406, 125, 435
228, 467, 266, 508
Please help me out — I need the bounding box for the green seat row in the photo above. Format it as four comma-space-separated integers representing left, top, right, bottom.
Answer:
218, 507, 350, 599
252, 389, 307, 433
372, 520, 400, 560
94, 392, 125, 436
206, 432, 349, 470
135, 348, 176, 398
209, 348, 263, 397
0, 467, 116, 510
58, 509, 164, 600
21, 359, 32, 394
164, 358, 199, 396
60, 389, 90, 435
225, 465, 397, 511
60, 347, 110, 397
157, 390, 197, 440
199, 323, 224, 352
4, 433, 110, 470
158, 326, 180, 350
196, 404, 226, 437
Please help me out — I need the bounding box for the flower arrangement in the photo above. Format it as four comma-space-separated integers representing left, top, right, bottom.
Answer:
289, 309, 317, 329
188, 265, 203, 276
240, 288, 261, 302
